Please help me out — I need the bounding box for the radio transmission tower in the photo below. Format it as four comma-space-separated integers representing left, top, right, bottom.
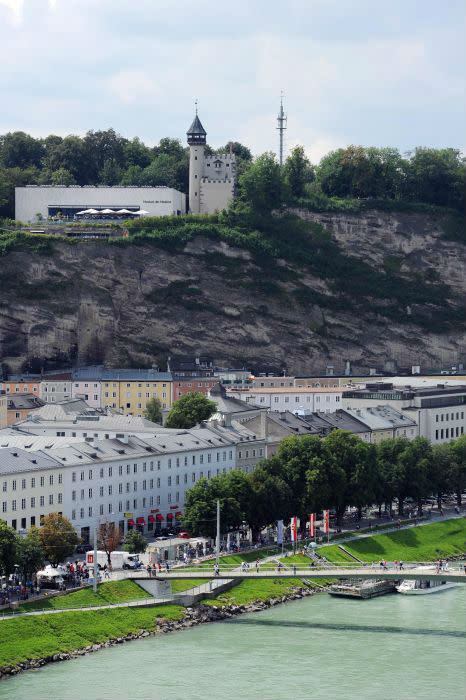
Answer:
276, 92, 287, 166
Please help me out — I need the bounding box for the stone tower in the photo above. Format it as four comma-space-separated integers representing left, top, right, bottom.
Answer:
187, 110, 207, 214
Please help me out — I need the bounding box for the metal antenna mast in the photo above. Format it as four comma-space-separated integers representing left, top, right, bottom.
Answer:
277, 91, 287, 166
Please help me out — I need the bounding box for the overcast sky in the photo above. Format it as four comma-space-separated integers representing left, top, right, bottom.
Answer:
0, 0, 464, 162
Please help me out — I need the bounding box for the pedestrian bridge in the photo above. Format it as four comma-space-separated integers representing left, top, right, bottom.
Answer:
153, 567, 466, 584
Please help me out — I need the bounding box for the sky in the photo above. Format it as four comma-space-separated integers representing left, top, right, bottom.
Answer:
0, 0, 464, 162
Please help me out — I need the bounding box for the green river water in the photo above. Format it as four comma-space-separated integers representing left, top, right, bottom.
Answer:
1, 587, 465, 700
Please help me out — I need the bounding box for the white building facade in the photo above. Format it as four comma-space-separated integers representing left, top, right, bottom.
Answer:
342, 384, 466, 444
228, 387, 343, 414
15, 186, 186, 222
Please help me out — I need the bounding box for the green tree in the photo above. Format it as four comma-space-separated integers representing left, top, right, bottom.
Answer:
239, 152, 285, 212
165, 392, 216, 429
248, 462, 293, 537
39, 513, 79, 566
99, 158, 122, 185
429, 443, 455, 510
284, 146, 315, 199
43, 135, 88, 184
16, 527, 45, 580
0, 131, 44, 168
0, 520, 18, 577
50, 168, 76, 185
403, 147, 465, 209
183, 472, 247, 539
124, 137, 152, 169
449, 435, 466, 506
144, 397, 163, 424
123, 530, 147, 554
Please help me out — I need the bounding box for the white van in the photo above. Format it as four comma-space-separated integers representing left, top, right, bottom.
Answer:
85, 550, 142, 570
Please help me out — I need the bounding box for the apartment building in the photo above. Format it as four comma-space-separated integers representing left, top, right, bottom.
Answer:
227, 386, 343, 414
71, 367, 173, 415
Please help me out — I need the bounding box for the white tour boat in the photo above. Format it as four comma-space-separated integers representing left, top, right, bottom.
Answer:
396, 566, 457, 594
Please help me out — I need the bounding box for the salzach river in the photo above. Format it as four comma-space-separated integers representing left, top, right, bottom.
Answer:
1, 587, 465, 700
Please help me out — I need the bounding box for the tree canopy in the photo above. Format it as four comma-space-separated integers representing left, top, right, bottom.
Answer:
39, 513, 79, 566
144, 397, 163, 424
165, 392, 216, 429
182, 432, 466, 537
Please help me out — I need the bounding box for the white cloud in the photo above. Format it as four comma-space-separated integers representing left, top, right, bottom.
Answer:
0, 0, 24, 25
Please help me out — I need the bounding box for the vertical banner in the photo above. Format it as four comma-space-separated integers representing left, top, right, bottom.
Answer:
323, 510, 330, 541
291, 516, 298, 542
277, 519, 284, 545
309, 513, 315, 538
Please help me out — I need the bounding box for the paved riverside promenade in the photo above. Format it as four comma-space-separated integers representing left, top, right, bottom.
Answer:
153, 567, 466, 584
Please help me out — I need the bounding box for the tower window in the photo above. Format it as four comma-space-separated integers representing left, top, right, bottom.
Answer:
195, 156, 197, 160
194, 174, 197, 178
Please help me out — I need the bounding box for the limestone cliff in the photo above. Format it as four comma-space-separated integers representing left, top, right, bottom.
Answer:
0, 209, 464, 373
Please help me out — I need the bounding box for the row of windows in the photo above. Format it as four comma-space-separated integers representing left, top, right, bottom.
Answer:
254, 395, 339, 404
2, 493, 62, 512
75, 382, 168, 389
435, 411, 464, 422
71, 466, 233, 500
2, 474, 62, 491
238, 448, 263, 459
435, 426, 464, 440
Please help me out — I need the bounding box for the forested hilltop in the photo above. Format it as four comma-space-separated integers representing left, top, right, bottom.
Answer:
0, 128, 464, 220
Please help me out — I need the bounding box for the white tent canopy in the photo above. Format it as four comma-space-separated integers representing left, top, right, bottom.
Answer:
115, 209, 135, 215
99, 208, 116, 214
75, 208, 99, 215
135, 209, 149, 215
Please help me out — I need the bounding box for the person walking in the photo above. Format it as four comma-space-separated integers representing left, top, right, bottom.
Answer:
214, 563, 220, 577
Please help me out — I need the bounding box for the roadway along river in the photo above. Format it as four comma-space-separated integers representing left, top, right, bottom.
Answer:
1, 587, 465, 700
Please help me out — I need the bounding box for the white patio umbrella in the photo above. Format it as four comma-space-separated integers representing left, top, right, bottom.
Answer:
100, 208, 116, 214
135, 209, 150, 215
76, 209, 97, 215
115, 209, 135, 215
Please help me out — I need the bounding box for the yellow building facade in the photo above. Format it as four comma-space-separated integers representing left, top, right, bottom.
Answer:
100, 375, 173, 416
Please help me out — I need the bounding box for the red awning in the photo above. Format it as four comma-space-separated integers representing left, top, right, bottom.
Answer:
156, 514, 164, 521
166, 512, 174, 519
148, 515, 155, 523
136, 517, 146, 525
127, 519, 135, 526
175, 512, 183, 518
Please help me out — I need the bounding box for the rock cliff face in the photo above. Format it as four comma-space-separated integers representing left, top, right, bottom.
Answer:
0, 210, 464, 373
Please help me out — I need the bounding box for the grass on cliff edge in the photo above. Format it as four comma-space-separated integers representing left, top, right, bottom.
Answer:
17, 580, 148, 612
0, 605, 184, 669
319, 519, 466, 563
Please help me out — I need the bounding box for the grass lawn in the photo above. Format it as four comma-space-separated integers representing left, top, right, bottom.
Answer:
0, 605, 185, 669
317, 547, 357, 564
170, 579, 207, 593
183, 547, 279, 572
319, 519, 466, 563
17, 580, 148, 612
205, 578, 307, 606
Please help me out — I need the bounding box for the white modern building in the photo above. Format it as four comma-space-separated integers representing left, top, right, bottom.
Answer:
187, 112, 236, 214
227, 387, 343, 414
342, 383, 466, 444
15, 186, 186, 222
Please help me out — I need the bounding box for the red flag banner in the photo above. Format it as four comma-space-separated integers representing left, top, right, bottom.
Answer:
291, 516, 298, 542
323, 510, 330, 534
310, 513, 315, 538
